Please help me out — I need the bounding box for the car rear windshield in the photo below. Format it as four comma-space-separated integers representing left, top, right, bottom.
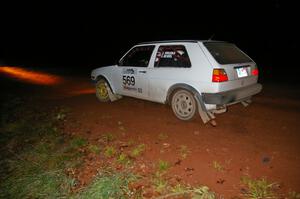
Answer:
203, 42, 252, 64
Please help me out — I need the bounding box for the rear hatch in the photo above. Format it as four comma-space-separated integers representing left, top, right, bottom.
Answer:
202, 41, 259, 91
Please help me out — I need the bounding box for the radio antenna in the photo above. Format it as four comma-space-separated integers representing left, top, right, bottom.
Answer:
209, 33, 215, 40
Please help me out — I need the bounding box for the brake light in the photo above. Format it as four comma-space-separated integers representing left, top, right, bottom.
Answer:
252, 68, 259, 76
212, 69, 228, 82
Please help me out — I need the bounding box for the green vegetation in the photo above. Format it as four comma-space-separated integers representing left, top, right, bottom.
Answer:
127, 139, 135, 146
3, 96, 295, 199
241, 176, 278, 199
0, 96, 218, 199
102, 133, 115, 143
88, 144, 100, 154
117, 153, 131, 165
0, 138, 78, 198
76, 171, 138, 199
190, 186, 216, 199
0, 97, 137, 199
158, 160, 170, 172
171, 183, 188, 194
104, 146, 116, 158
70, 136, 88, 148
0, 99, 80, 198
153, 178, 169, 194
155, 185, 216, 199
130, 144, 146, 157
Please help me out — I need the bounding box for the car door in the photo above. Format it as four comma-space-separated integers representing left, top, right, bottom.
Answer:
116, 45, 155, 99
149, 44, 193, 102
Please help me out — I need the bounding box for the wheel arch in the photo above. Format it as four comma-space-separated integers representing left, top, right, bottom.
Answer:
95, 75, 115, 94
166, 83, 200, 105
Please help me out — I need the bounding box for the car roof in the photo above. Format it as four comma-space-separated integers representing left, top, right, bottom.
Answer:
137, 40, 225, 45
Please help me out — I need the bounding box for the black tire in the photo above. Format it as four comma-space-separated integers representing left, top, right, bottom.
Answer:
95, 79, 110, 102
171, 89, 197, 121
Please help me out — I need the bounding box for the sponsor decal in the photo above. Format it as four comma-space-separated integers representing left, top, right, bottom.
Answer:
123, 85, 137, 91
122, 68, 136, 75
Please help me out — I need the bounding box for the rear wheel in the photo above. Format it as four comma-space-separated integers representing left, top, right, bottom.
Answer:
95, 79, 110, 102
171, 89, 197, 121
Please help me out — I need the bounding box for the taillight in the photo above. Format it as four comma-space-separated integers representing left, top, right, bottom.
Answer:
252, 68, 259, 76
212, 69, 228, 82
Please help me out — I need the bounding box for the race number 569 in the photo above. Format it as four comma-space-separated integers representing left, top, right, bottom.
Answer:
122, 76, 135, 86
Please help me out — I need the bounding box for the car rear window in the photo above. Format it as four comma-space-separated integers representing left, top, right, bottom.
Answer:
203, 42, 252, 64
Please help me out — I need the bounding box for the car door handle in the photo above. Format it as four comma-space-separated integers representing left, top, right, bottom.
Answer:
138, 70, 147, 73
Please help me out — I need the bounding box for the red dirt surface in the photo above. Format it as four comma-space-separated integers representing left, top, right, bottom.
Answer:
37, 77, 300, 198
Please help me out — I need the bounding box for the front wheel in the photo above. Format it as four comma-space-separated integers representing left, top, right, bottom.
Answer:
95, 79, 110, 102
171, 89, 197, 121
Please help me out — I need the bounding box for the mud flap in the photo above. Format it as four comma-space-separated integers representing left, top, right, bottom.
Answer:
241, 99, 252, 107
194, 94, 215, 125
105, 83, 122, 102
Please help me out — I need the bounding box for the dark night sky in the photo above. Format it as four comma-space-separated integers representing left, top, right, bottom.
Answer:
0, 1, 298, 82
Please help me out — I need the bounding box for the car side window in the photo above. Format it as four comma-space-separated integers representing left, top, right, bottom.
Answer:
154, 45, 191, 68
119, 45, 155, 67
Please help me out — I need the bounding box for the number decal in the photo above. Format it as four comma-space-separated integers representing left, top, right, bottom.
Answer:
131, 76, 135, 85
122, 76, 127, 85
122, 76, 135, 86
126, 76, 131, 85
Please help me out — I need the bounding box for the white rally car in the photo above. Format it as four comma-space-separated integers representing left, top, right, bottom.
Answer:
91, 40, 262, 125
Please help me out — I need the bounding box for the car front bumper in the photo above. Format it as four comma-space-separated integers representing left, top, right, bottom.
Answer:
202, 83, 263, 105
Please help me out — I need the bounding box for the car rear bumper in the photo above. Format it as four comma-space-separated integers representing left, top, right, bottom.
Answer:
202, 83, 262, 105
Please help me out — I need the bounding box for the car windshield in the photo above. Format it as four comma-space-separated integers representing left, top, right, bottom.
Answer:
203, 42, 252, 64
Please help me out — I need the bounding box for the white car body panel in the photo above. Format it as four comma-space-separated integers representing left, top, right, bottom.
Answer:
91, 40, 262, 112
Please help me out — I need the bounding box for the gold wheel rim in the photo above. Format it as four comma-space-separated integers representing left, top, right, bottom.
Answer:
97, 82, 108, 99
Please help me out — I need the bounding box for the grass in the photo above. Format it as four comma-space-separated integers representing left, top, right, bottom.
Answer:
241, 176, 278, 199
212, 161, 224, 172
0, 95, 218, 199
76, 170, 138, 199
70, 137, 88, 148
0, 99, 81, 198
130, 144, 146, 157
171, 183, 188, 194
0, 97, 140, 198
104, 146, 116, 158
127, 139, 135, 146
117, 153, 131, 165
155, 184, 216, 199
88, 144, 100, 154
0, 145, 77, 198
158, 160, 170, 172
102, 133, 115, 143
191, 186, 216, 199
153, 178, 169, 194
3, 96, 296, 199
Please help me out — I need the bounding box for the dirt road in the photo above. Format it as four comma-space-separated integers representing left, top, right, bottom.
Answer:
2, 72, 300, 197
37, 76, 299, 198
